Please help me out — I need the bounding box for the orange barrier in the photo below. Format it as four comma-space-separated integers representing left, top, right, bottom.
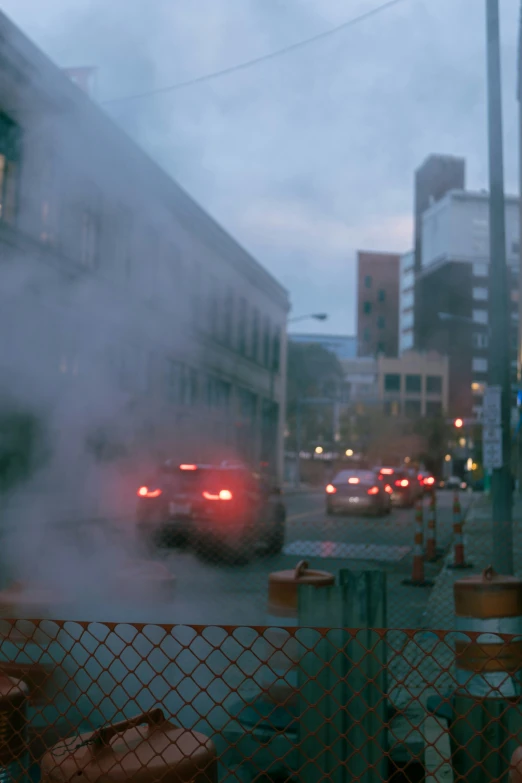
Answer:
402, 499, 433, 587
425, 492, 438, 562
448, 490, 473, 570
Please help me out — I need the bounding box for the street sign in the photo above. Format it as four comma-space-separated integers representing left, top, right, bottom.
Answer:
483, 426, 502, 443
482, 385, 502, 427
483, 441, 502, 470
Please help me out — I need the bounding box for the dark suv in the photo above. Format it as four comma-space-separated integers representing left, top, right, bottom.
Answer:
136, 461, 286, 563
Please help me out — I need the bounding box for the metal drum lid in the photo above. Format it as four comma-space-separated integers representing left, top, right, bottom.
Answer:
454, 566, 522, 619
41, 709, 217, 783
268, 560, 334, 617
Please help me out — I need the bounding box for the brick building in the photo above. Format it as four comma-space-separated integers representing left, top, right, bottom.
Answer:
356, 251, 400, 357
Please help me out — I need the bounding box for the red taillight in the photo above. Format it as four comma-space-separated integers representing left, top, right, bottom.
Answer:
137, 486, 162, 498
180, 464, 197, 471
385, 484, 393, 494
326, 484, 337, 494
380, 468, 394, 475
425, 477, 435, 485
348, 477, 360, 484
395, 479, 409, 488
367, 486, 379, 496
202, 489, 233, 501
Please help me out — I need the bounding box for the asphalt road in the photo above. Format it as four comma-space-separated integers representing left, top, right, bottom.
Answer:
141, 488, 470, 629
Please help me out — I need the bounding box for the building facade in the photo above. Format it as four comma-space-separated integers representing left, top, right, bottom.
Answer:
356, 251, 400, 357
289, 333, 357, 361
415, 190, 520, 419
0, 12, 290, 480
399, 250, 415, 354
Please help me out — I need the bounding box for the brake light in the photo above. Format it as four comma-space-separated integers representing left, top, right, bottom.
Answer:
367, 486, 379, 496
385, 484, 393, 494
202, 489, 233, 501
395, 479, 409, 488
326, 484, 337, 494
380, 468, 394, 475
180, 464, 197, 471
137, 486, 162, 498
348, 477, 360, 484
424, 477, 435, 486
418, 474, 423, 482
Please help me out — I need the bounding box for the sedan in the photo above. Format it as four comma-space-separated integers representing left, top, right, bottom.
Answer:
375, 467, 416, 508
326, 469, 392, 516
418, 471, 436, 495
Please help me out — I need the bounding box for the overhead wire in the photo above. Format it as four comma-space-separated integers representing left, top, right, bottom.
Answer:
101, 0, 406, 105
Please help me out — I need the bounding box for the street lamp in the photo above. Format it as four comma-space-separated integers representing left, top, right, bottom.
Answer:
345, 449, 354, 457
288, 313, 328, 324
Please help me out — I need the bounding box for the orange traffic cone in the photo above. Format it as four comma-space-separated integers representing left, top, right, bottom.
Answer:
402, 499, 434, 587
425, 492, 439, 562
448, 490, 473, 570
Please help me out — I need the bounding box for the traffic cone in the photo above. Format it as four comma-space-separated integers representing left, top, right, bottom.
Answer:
425, 492, 439, 562
402, 499, 434, 587
448, 490, 473, 569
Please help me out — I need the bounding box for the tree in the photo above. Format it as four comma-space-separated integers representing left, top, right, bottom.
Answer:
285, 342, 344, 451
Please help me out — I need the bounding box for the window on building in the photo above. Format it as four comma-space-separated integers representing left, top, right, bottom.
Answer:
0, 112, 20, 225
472, 309, 488, 325
377, 316, 386, 329
472, 357, 488, 373
384, 400, 400, 416
364, 328, 371, 342
402, 310, 414, 329
401, 290, 414, 310
376, 341, 385, 354
378, 289, 386, 303
252, 308, 260, 362
473, 263, 488, 277
365, 275, 372, 289
473, 332, 489, 349
363, 301, 372, 315
426, 401, 443, 418
513, 241, 520, 255
80, 209, 99, 268
473, 287, 488, 301
426, 375, 442, 394
384, 373, 401, 392
263, 317, 271, 367
223, 288, 234, 346
402, 270, 414, 290
405, 374, 421, 393
404, 399, 422, 418
238, 298, 247, 355
272, 327, 281, 373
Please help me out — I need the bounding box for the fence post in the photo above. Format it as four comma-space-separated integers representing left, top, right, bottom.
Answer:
298, 569, 387, 783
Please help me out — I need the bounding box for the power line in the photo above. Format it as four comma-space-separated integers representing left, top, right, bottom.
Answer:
101, 0, 406, 106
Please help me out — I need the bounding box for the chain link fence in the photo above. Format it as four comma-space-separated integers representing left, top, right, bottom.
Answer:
0, 619, 518, 782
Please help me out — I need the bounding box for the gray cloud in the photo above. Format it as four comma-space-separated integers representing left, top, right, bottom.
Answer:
2, 0, 519, 332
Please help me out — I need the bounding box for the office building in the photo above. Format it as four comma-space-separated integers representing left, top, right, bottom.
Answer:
356, 251, 400, 357
415, 189, 520, 418
0, 12, 290, 479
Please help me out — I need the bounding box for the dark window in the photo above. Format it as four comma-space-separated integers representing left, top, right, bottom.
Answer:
365, 275, 372, 289
238, 298, 247, 355
377, 341, 385, 354
224, 288, 234, 346
426, 400, 443, 417
263, 318, 271, 367
363, 301, 372, 315
378, 289, 386, 303
364, 328, 371, 342
404, 399, 422, 418
377, 316, 386, 329
252, 308, 260, 362
384, 374, 401, 392
272, 327, 281, 373
426, 375, 442, 394
405, 374, 421, 393
0, 112, 20, 225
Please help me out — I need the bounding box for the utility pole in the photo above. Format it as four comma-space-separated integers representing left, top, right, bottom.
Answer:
486, 0, 513, 573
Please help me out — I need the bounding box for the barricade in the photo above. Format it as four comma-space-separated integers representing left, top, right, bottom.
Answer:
448, 490, 473, 569
402, 499, 433, 587
424, 492, 439, 562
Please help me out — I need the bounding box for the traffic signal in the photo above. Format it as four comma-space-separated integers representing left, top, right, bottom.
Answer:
454, 418, 464, 429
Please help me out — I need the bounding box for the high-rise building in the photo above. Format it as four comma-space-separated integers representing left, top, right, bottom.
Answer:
399, 250, 415, 354
415, 189, 520, 418
356, 251, 400, 357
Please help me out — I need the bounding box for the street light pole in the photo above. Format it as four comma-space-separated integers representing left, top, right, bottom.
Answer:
486, 0, 513, 573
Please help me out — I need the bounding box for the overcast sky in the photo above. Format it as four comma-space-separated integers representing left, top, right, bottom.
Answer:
1, 0, 520, 334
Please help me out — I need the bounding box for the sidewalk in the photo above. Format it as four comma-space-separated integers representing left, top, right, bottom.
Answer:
386, 496, 522, 761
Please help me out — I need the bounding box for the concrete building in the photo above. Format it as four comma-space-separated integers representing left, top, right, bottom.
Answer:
399, 250, 415, 354
340, 351, 448, 416
289, 333, 357, 361
0, 12, 290, 479
356, 251, 400, 358
415, 189, 520, 419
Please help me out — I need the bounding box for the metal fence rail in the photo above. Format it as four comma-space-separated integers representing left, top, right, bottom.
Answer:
0, 619, 519, 782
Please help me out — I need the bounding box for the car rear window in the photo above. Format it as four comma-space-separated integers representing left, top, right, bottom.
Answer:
334, 470, 376, 483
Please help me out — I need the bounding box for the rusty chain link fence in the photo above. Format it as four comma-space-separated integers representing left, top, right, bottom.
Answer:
0, 618, 519, 782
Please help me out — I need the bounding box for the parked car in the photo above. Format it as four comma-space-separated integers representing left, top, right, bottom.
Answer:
325, 469, 392, 516
375, 467, 416, 508
442, 475, 468, 491
137, 460, 286, 563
